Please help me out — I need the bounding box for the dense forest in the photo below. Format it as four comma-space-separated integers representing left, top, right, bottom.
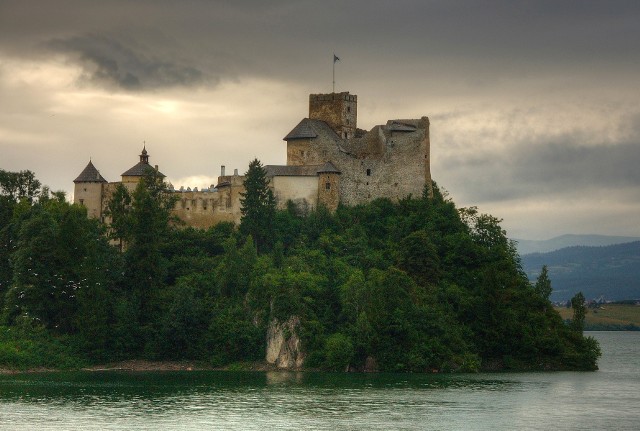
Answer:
0, 164, 600, 371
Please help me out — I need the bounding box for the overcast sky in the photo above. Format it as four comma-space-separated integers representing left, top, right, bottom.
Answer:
1, 0, 639, 240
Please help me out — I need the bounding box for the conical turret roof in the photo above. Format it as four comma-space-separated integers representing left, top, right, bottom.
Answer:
74, 160, 107, 183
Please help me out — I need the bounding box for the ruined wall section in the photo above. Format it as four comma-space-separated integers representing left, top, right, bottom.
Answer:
172, 174, 245, 227
302, 117, 431, 205
340, 117, 430, 205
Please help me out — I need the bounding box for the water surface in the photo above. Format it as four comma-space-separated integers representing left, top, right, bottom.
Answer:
0, 332, 638, 430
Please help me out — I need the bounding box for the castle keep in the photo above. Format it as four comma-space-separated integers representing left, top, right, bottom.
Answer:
74, 92, 432, 227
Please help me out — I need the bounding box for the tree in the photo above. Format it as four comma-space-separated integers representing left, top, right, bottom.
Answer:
570, 292, 586, 333
397, 230, 441, 286
534, 265, 552, 300
240, 158, 276, 252
123, 170, 178, 325
0, 169, 41, 203
5, 198, 114, 334
104, 183, 132, 252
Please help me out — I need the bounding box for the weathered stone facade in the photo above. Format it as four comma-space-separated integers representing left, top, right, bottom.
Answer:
73, 91, 431, 226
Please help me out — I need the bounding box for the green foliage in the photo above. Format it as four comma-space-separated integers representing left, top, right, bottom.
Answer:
324, 333, 354, 371
570, 292, 587, 333
104, 183, 132, 252
123, 171, 178, 325
0, 169, 42, 203
240, 159, 276, 252
0, 170, 600, 372
0, 318, 83, 370
534, 265, 553, 300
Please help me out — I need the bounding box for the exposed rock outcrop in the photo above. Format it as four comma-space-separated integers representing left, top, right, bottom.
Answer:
266, 316, 305, 369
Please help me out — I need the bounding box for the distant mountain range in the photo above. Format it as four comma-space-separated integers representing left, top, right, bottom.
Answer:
514, 234, 640, 255
520, 241, 640, 302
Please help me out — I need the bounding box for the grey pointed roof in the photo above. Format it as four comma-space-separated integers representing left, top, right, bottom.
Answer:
317, 161, 341, 174
121, 162, 164, 177
284, 118, 319, 140
74, 160, 107, 183
122, 146, 165, 177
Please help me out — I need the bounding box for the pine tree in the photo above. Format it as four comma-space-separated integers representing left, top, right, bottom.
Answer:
570, 292, 587, 333
240, 158, 276, 252
104, 183, 132, 252
534, 265, 552, 300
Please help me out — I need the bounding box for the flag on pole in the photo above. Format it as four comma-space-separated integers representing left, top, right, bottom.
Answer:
334, 54, 340, 63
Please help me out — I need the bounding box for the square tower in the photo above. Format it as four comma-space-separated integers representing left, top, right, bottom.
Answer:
309, 92, 357, 139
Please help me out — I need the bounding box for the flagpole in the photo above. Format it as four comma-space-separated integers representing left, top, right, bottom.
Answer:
332, 53, 335, 93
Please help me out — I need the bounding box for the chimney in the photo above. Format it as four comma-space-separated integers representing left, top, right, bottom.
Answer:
234, 168, 238, 176
155, 165, 159, 171
221, 165, 226, 176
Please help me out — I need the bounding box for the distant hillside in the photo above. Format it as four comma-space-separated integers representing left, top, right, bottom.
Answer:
521, 241, 640, 302
515, 234, 640, 255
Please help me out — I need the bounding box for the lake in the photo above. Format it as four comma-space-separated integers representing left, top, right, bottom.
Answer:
0, 332, 638, 430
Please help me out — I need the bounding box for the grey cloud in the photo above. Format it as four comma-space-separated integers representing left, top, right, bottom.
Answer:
440, 133, 640, 202
47, 34, 206, 90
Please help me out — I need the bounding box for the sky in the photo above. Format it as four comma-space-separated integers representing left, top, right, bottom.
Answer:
1, 0, 639, 240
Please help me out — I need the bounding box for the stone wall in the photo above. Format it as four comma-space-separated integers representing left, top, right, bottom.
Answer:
287, 139, 319, 166
270, 175, 318, 211
317, 172, 340, 212
309, 92, 357, 139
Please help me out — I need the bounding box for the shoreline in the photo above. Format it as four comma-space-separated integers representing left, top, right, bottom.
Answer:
0, 360, 281, 375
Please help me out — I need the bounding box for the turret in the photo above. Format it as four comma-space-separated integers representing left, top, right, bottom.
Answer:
316, 161, 341, 212
73, 160, 107, 219
121, 145, 164, 189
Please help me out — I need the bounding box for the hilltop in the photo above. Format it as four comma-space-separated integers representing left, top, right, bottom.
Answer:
1, 168, 600, 372
522, 242, 640, 302
515, 234, 640, 255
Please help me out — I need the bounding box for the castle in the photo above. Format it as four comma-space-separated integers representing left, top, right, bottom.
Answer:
73, 91, 432, 227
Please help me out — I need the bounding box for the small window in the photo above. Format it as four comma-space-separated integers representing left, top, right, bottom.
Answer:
325, 182, 331, 190
366, 169, 371, 176
84, 188, 87, 192
347, 106, 351, 113
79, 199, 84, 206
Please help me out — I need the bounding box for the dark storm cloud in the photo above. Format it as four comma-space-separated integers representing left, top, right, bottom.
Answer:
47, 34, 206, 90
3, 0, 640, 87
441, 134, 640, 202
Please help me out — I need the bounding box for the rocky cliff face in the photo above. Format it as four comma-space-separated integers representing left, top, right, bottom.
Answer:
266, 316, 305, 369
